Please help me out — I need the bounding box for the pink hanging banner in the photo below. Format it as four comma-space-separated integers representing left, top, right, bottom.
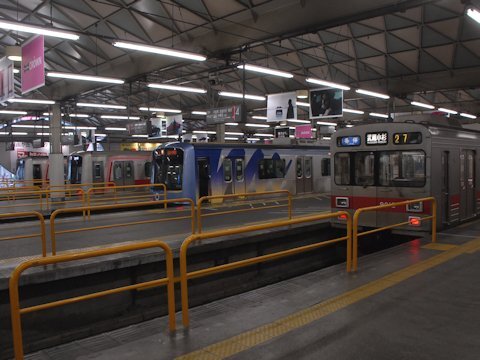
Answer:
295, 124, 312, 139
21, 35, 45, 94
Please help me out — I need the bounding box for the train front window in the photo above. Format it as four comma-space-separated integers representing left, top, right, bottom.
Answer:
334, 153, 351, 185
378, 151, 426, 187
154, 148, 184, 190
355, 152, 374, 186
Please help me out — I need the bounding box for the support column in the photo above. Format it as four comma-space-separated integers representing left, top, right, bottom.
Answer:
216, 123, 225, 143
49, 104, 65, 199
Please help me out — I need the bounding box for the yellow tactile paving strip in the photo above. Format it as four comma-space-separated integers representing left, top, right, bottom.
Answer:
421, 243, 458, 251
176, 237, 480, 360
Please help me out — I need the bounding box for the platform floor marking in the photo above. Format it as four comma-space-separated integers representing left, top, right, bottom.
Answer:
422, 243, 459, 251
175, 238, 480, 360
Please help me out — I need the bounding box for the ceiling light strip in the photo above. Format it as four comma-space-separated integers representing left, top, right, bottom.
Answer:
0, 20, 79, 40
47, 72, 124, 84
113, 41, 206, 61
305, 78, 350, 91
356, 89, 390, 99
148, 83, 206, 93
237, 64, 293, 78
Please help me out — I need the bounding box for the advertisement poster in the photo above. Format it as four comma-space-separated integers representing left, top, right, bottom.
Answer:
0, 57, 14, 103
274, 126, 290, 138
21, 35, 45, 94
295, 124, 312, 139
267, 92, 297, 122
166, 114, 183, 136
309, 88, 343, 119
149, 117, 165, 138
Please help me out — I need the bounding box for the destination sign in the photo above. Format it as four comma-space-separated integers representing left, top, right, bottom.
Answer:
337, 136, 361, 147
393, 132, 422, 145
366, 132, 388, 145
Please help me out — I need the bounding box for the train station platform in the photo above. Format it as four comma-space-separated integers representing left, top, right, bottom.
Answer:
23, 219, 480, 360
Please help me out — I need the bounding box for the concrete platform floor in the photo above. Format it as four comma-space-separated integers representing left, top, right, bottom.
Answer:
23, 219, 480, 360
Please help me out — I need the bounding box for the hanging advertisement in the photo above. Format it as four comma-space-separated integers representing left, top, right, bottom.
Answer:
149, 117, 165, 138
0, 57, 14, 103
267, 92, 297, 122
309, 88, 343, 119
21, 35, 45, 94
206, 105, 242, 125
166, 114, 183, 136
274, 126, 290, 138
127, 120, 152, 135
295, 124, 312, 139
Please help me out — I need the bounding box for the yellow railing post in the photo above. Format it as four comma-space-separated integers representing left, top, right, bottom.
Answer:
431, 197, 437, 243
197, 197, 204, 234
288, 191, 292, 220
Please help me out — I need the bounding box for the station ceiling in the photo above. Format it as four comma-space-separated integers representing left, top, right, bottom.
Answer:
0, 0, 479, 130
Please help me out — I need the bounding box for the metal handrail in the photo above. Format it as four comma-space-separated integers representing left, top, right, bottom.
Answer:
196, 190, 293, 233
9, 240, 176, 360
86, 183, 167, 217
352, 197, 437, 272
180, 211, 351, 327
0, 212, 46, 257
50, 198, 195, 255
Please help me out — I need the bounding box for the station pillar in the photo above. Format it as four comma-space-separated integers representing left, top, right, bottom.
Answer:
49, 104, 65, 199
216, 123, 225, 143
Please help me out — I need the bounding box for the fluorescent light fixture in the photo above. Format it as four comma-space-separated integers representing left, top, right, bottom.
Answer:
346, 124, 354, 128
225, 137, 239, 141
148, 83, 206, 93
0, 20, 79, 40
317, 121, 337, 126
192, 111, 207, 115
323, 136, 331, 140
132, 134, 149, 138
411, 101, 435, 110
225, 122, 239, 126
287, 119, 310, 124
218, 91, 266, 101
13, 68, 19, 74
193, 130, 216, 134
237, 64, 293, 78
460, 112, 477, 119
139, 107, 181, 113
113, 41, 206, 61
42, 112, 89, 118
252, 115, 268, 120
247, 138, 260, 141
8, 56, 22, 62
100, 115, 141, 120
369, 112, 389, 118
76, 102, 126, 110
343, 108, 364, 114
254, 133, 274, 137
438, 107, 458, 115
47, 72, 124, 84
12, 132, 28, 135
0, 110, 27, 115
467, 8, 480, 23
245, 123, 270, 128
0, 132, 9, 135
305, 78, 350, 91
12, 124, 49, 128
296, 102, 310, 107
64, 126, 97, 130
105, 127, 127, 131
356, 89, 390, 99
8, 98, 55, 105
225, 132, 244, 136
95, 133, 107, 137
297, 95, 308, 99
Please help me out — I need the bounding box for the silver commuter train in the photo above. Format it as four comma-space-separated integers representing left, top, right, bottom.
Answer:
331, 121, 480, 231
151, 142, 331, 203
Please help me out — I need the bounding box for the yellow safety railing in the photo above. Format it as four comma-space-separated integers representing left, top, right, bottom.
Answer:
0, 212, 46, 257
197, 190, 293, 233
86, 183, 167, 213
352, 197, 437, 272
180, 211, 351, 327
9, 240, 176, 360
50, 199, 195, 255
0, 186, 42, 200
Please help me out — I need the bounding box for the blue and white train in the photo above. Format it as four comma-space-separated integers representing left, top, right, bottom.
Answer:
151, 142, 331, 202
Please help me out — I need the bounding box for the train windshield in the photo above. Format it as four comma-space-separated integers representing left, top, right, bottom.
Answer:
334, 150, 426, 187
153, 148, 184, 190
69, 156, 82, 184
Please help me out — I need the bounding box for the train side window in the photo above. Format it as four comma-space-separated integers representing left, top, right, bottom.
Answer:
355, 152, 374, 186
258, 159, 285, 179
223, 158, 232, 182
378, 150, 426, 187
274, 159, 285, 178
334, 153, 351, 185
296, 158, 303, 178
305, 158, 312, 178
235, 159, 244, 181
321, 158, 331, 176
93, 163, 102, 180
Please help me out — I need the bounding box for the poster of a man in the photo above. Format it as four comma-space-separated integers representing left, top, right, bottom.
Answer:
309, 88, 343, 118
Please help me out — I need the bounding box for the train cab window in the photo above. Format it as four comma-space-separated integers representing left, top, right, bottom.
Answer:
355, 152, 374, 186
378, 151, 426, 187
321, 158, 331, 176
334, 153, 351, 185
223, 158, 232, 182
153, 148, 184, 190
235, 159, 244, 181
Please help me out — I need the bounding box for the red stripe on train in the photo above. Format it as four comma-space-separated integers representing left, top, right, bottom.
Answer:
330, 195, 431, 213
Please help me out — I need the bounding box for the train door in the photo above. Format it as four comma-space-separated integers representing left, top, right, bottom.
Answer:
197, 158, 210, 198
33, 164, 42, 186
296, 156, 313, 194
460, 150, 475, 220
113, 161, 135, 186
296, 157, 305, 194
92, 161, 104, 183
223, 157, 245, 195
441, 152, 450, 225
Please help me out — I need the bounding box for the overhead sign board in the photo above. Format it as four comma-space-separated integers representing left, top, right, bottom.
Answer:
21, 35, 45, 94
206, 105, 242, 125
